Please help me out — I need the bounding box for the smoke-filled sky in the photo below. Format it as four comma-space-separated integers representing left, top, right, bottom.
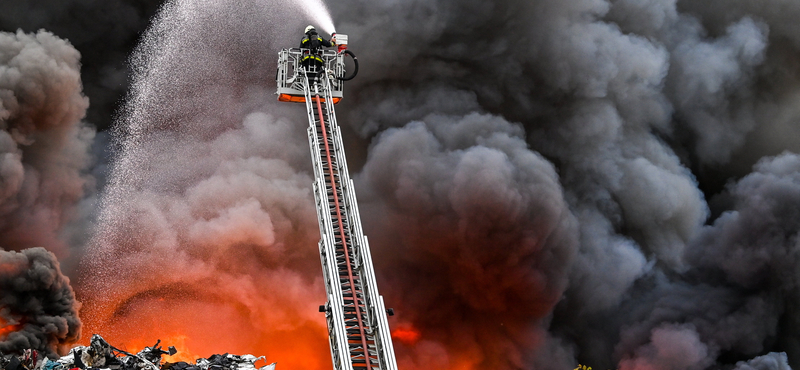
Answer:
2, 0, 800, 369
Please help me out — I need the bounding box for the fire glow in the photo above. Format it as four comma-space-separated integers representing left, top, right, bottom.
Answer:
77, 284, 333, 369
0, 319, 22, 339
391, 326, 421, 345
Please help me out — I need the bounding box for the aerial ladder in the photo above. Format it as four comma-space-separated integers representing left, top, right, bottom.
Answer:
276, 36, 398, 370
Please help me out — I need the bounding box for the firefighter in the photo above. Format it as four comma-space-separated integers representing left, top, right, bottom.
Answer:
300, 25, 335, 83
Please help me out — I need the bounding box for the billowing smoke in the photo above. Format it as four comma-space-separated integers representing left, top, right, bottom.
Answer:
57, 0, 800, 369
0, 247, 81, 358
356, 113, 578, 368
327, 0, 800, 368
0, 29, 95, 266
0, 22, 93, 360
0, 0, 163, 131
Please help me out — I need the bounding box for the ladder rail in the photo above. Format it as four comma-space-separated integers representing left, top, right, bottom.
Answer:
319, 77, 397, 370
299, 64, 398, 370
314, 89, 374, 370
305, 69, 353, 370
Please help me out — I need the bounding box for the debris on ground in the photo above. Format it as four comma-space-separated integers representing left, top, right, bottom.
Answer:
0, 335, 276, 370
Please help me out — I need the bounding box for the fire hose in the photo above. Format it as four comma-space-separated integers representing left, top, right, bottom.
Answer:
337, 49, 358, 81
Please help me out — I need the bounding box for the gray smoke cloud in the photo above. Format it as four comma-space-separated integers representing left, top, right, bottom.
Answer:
735, 353, 792, 370
328, 0, 800, 368
0, 247, 81, 358
0, 29, 89, 358
356, 112, 577, 368
0, 0, 163, 131
0, 29, 95, 266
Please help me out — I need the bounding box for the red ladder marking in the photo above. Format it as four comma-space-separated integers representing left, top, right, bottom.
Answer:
315, 95, 373, 370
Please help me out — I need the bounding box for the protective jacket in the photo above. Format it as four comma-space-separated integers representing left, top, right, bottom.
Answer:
300, 31, 334, 64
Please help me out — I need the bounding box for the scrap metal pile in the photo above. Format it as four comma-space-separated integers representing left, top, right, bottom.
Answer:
0, 335, 276, 370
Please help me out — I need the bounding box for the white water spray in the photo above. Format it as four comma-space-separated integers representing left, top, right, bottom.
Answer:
296, 0, 336, 34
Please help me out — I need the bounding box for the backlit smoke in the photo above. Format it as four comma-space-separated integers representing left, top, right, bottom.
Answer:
67, 0, 800, 369
355, 114, 578, 368
80, 1, 330, 368
0, 247, 82, 358
0, 29, 95, 264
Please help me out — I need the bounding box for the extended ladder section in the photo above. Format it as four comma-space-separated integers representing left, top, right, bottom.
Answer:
299, 70, 398, 370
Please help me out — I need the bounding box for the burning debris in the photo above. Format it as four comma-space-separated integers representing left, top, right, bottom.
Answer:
0, 335, 276, 370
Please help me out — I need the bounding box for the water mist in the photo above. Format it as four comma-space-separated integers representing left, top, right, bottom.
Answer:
295, 0, 336, 34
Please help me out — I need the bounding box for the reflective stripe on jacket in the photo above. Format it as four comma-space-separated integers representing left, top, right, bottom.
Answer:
299, 33, 333, 64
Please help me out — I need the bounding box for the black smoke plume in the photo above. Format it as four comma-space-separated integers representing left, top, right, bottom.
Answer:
0, 247, 81, 358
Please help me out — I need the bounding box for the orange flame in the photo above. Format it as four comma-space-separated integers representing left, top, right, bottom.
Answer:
392, 325, 422, 345
0, 318, 23, 339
